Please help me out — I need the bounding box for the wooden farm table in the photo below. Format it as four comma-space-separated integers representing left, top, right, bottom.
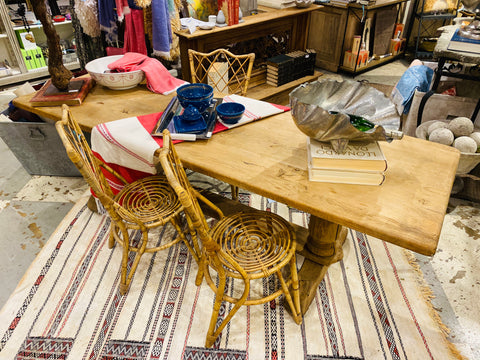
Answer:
13, 83, 459, 315
174, 5, 320, 82
172, 113, 459, 313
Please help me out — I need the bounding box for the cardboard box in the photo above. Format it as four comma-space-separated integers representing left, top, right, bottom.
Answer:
20, 49, 35, 70
32, 47, 46, 68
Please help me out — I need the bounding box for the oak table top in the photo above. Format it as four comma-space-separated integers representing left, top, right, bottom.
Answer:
174, 111, 459, 257
12, 82, 174, 132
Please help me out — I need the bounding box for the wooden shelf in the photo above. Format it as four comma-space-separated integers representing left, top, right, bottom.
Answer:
246, 70, 323, 105
340, 53, 404, 74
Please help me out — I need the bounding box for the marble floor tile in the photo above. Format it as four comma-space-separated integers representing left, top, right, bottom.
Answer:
0, 200, 74, 307
13, 175, 89, 203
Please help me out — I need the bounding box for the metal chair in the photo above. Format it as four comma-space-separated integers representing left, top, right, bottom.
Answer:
55, 105, 201, 295
158, 129, 302, 348
188, 48, 255, 200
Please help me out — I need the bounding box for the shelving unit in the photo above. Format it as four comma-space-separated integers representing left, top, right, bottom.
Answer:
408, 0, 459, 58
0, 1, 80, 87
339, 0, 408, 74
307, 0, 408, 74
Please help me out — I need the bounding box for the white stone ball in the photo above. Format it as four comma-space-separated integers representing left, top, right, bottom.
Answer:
428, 128, 454, 145
469, 132, 480, 148
427, 121, 448, 135
453, 136, 478, 153
447, 117, 474, 137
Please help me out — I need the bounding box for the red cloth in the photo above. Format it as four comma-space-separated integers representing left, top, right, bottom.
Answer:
108, 52, 187, 94
123, 9, 147, 55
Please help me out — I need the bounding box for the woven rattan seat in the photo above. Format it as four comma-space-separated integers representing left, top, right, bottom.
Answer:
158, 129, 302, 348
56, 105, 201, 295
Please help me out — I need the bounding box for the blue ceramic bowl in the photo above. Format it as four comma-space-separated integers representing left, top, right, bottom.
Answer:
216, 102, 245, 125
181, 105, 203, 123
177, 83, 214, 113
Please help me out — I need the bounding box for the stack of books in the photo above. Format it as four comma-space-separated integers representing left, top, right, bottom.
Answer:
307, 137, 387, 186
257, 0, 296, 8
328, 0, 354, 7
266, 50, 316, 87
266, 54, 294, 87
286, 50, 317, 80
447, 28, 480, 54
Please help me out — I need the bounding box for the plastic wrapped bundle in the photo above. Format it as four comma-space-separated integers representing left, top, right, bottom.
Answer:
290, 79, 402, 152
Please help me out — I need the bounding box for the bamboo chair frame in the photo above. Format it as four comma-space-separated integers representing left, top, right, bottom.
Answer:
188, 48, 255, 96
188, 48, 255, 200
55, 105, 201, 295
159, 129, 302, 348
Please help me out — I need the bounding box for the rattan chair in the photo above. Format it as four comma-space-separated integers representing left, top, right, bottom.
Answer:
188, 48, 255, 96
55, 105, 201, 295
158, 129, 302, 348
188, 48, 255, 200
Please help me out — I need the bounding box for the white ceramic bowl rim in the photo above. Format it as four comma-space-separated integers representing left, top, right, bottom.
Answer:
85, 55, 143, 74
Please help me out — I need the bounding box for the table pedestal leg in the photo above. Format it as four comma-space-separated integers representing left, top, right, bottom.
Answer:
296, 215, 347, 315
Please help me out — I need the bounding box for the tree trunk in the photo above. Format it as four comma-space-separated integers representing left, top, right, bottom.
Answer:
30, 0, 72, 90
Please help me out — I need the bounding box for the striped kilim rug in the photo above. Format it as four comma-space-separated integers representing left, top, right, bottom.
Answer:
0, 175, 462, 360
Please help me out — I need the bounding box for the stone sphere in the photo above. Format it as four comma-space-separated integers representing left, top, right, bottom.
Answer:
454, 136, 478, 153
428, 128, 454, 146
447, 117, 474, 137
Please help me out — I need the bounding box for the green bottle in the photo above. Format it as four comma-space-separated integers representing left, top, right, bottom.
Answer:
329, 111, 403, 140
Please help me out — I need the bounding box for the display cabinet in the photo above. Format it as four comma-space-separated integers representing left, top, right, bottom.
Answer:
308, 0, 408, 74
0, 0, 79, 87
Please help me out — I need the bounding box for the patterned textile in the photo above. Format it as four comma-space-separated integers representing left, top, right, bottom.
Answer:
0, 175, 460, 359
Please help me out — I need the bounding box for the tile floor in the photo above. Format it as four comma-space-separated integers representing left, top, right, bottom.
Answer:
1, 59, 479, 359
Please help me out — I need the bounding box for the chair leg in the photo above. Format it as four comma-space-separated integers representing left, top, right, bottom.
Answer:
230, 185, 239, 201
108, 228, 115, 249
277, 258, 302, 324
119, 227, 131, 295
195, 254, 206, 286
205, 264, 251, 347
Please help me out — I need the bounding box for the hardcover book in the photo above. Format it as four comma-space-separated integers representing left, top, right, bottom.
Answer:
29, 77, 94, 107
447, 29, 480, 54
306, 138, 387, 185
307, 137, 387, 171
308, 167, 386, 185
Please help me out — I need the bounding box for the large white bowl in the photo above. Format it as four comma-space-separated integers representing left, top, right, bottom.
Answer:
85, 55, 145, 90
416, 120, 480, 174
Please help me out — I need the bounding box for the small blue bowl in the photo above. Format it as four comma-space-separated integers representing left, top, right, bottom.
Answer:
177, 83, 214, 113
216, 102, 245, 125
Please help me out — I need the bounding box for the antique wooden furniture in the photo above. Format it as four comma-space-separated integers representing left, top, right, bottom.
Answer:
308, 0, 408, 73
159, 130, 302, 347
55, 105, 201, 294
11, 74, 315, 130
188, 48, 255, 96
17, 85, 459, 314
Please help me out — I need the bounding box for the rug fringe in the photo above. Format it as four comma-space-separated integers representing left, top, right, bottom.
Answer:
403, 249, 468, 360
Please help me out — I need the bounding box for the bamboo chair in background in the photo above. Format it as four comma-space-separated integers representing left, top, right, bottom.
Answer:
55, 105, 201, 295
188, 48, 255, 201
188, 48, 255, 96
159, 129, 302, 348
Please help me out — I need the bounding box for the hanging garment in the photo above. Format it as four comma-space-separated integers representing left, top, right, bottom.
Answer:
74, 0, 100, 38
151, 0, 173, 59
98, 0, 119, 44
108, 52, 188, 94
122, 0, 148, 55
